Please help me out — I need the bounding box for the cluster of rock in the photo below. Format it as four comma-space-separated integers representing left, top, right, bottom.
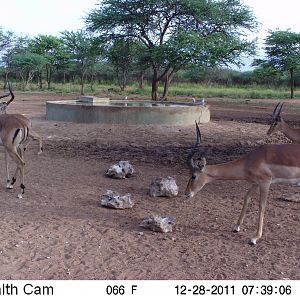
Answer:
102, 160, 178, 233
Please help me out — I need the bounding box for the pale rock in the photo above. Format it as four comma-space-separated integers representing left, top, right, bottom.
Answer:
106, 161, 135, 179
101, 190, 134, 209
140, 215, 175, 233
149, 176, 178, 197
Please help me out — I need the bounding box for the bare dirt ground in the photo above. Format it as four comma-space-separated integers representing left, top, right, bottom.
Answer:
0, 92, 299, 280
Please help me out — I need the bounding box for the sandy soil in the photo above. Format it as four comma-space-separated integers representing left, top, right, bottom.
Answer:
0, 92, 299, 280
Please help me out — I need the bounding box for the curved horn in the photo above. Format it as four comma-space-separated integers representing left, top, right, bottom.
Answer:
0, 82, 14, 104
271, 102, 284, 120
0, 84, 10, 100
0, 93, 10, 100
277, 102, 284, 118
271, 102, 281, 118
5, 82, 14, 106
187, 121, 202, 170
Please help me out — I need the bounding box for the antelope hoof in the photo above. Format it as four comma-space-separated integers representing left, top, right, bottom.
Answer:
233, 225, 240, 233
38, 147, 43, 155
6, 182, 14, 189
185, 192, 194, 199
17, 193, 23, 199
248, 238, 257, 246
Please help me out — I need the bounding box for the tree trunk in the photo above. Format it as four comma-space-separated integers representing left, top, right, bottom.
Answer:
120, 69, 127, 91
22, 71, 33, 91
80, 77, 84, 95
38, 72, 43, 89
151, 79, 159, 100
47, 69, 52, 90
139, 70, 144, 89
90, 74, 95, 91
46, 65, 51, 89
80, 72, 85, 95
151, 66, 159, 100
161, 71, 175, 101
3, 71, 9, 88
290, 68, 295, 99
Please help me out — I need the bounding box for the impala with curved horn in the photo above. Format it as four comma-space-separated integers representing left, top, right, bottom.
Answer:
0, 85, 43, 198
185, 121, 300, 245
267, 102, 300, 142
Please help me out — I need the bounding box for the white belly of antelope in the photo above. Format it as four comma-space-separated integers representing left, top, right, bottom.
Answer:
270, 165, 300, 185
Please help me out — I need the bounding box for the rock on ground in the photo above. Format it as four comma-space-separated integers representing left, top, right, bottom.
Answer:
101, 190, 134, 209
149, 176, 178, 197
139, 215, 175, 233
106, 161, 135, 179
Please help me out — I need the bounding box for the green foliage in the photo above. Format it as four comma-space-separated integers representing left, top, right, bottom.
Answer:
0, 33, 30, 69
3, 80, 297, 100
164, 82, 299, 99
10, 52, 46, 73
0, 27, 14, 52
107, 39, 137, 90
28, 35, 67, 88
3, 3, 300, 101
10, 51, 47, 89
29, 35, 63, 61
86, 0, 258, 99
254, 30, 300, 98
264, 30, 300, 71
61, 30, 103, 94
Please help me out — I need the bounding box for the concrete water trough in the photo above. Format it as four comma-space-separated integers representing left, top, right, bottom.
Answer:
46, 96, 210, 125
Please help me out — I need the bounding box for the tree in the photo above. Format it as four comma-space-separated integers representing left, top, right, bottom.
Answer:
28, 35, 65, 89
255, 30, 300, 99
107, 39, 137, 90
252, 61, 282, 86
10, 52, 46, 90
1, 35, 31, 85
134, 44, 151, 89
61, 30, 101, 95
0, 27, 14, 52
86, 0, 257, 100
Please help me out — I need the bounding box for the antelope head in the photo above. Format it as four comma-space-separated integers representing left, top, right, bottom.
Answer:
185, 121, 209, 198
267, 102, 284, 136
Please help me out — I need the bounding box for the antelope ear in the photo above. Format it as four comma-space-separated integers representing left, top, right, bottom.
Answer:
198, 157, 206, 170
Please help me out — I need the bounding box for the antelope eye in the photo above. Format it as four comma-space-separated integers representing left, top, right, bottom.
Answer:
191, 175, 196, 180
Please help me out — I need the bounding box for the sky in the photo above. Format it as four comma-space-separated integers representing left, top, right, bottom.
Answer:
243, 0, 300, 39
1, 0, 299, 38
0, 0, 99, 37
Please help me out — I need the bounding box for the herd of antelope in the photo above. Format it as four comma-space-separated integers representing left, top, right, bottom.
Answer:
0, 84, 298, 245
